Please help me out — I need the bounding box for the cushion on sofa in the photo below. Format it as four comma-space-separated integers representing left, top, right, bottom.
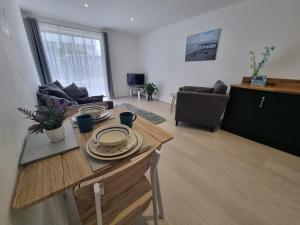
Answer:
213, 80, 227, 94
63, 83, 85, 99
75, 96, 104, 104
79, 87, 89, 97
53, 80, 64, 90
39, 84, 73, 101
37, 93, 72, 106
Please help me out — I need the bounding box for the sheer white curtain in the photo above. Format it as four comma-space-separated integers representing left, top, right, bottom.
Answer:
38, 22, 109, 96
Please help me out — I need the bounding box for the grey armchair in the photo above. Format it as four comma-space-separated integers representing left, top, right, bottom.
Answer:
175, 80, 230, 131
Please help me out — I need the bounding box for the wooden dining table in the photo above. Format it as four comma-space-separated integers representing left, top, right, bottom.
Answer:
12, 107, 173, 210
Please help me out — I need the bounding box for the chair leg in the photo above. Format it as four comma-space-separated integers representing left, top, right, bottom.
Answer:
94, 183, 104, 225
54, 193, 70, 225
155, 169, 164, 219
150, 168, 158, 225
153, 146, 164, 218
150, 151, 161, 225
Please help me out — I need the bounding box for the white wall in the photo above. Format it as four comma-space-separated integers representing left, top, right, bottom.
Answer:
138, 0, 300, 102
0, 0, 57, 224
106, 29, 139, 97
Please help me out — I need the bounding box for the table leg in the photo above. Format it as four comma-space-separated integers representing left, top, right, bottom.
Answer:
57, 188, 83, 225
54, 193, 70, 225
138, 90, 141, 100
129, 88, 132, 97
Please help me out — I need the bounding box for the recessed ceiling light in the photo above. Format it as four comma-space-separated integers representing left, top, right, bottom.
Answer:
84, 3, 89, 7
130, 17, 134, 21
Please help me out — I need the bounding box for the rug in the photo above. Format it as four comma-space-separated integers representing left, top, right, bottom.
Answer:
117, 103, 166, 124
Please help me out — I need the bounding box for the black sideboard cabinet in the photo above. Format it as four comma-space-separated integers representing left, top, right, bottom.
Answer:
222, 86, 300, 157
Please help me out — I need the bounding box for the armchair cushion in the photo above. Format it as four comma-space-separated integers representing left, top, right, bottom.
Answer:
179, 86, 213, 93
195, 87, 213, 93
63, 83, 85, 99
213, 80, 227, 94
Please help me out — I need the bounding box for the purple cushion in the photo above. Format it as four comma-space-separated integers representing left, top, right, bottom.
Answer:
39, 84, 73, 101
63, 83, 85, 99
37, 93, 72, 106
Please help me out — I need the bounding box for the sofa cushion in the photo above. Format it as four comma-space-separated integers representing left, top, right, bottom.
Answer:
39, 84, 73, 101
213, 80, 227, 94
53, 80, 64, 90
75, 96, 104, 104
37, 93, 72, 106
63, 83, 85, 99
79, 87, 89, 97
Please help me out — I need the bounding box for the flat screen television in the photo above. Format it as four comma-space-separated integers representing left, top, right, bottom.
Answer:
127, 73, 145, 86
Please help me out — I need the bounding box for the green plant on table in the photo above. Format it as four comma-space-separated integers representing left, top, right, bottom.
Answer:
18, 98, 68, 134
249, 46, 275, 77
144, 82, 158, 101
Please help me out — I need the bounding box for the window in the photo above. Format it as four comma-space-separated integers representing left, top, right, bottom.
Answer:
39, 22, 109, 96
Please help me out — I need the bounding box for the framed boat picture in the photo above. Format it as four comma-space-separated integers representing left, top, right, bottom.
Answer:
185, 28, 221, 62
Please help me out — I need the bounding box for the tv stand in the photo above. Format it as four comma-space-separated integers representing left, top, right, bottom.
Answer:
129, 85, 145, 100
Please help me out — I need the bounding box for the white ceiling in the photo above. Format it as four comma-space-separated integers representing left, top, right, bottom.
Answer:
18, 0, 244, 34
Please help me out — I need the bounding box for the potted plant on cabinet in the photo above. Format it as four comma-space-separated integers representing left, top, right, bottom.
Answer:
144, 82, 158, 101
249, 46, 275, 86
18, 99, 68, 143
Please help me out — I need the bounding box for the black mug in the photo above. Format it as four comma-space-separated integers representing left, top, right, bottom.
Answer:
120, 112, 137, 128
77, 114, 93, 133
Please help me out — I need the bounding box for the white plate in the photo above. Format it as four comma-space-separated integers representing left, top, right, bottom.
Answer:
92, 124, 131, 147
78, 105, 106, 117
72, 110, 111, 123
88, 133, 137, 157
85, 131, 143, 161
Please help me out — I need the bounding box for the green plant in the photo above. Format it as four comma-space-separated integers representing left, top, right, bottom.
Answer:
249, 46, 275, 77
18, 99, 68, 134
144, 82, 158, 101
144, 82, 158, 95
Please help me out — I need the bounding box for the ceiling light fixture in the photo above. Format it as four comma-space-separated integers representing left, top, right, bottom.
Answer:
84, 2, 89, 7
130, 17, 135, 22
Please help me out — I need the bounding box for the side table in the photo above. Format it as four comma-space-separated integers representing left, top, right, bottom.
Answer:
170, 93, 177, 113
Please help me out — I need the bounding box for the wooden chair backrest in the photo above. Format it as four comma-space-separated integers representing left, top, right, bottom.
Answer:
74, 151, 153, 205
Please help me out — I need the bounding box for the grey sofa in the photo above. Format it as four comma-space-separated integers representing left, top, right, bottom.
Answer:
37, 80, 104, 106
175, 80, 230, 131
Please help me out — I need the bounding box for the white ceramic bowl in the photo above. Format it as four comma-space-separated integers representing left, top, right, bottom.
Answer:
92, 124, 132, 147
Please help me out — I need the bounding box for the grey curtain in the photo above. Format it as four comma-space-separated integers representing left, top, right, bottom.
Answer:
25, 17, 52, 85
103, 32, 114, 98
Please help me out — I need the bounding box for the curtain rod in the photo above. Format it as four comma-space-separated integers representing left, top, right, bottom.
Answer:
30, 17, 104, 34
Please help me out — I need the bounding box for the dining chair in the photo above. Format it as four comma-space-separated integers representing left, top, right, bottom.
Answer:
73, 150, 164, 225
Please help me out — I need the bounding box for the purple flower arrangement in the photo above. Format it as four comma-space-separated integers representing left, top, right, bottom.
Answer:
18, 98, 68, 134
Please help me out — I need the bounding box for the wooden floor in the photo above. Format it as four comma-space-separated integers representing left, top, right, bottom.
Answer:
114, 97, 300, 225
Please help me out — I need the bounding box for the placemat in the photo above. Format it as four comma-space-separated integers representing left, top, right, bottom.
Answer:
19, 120, 79, 166
83, 144, 152, 172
